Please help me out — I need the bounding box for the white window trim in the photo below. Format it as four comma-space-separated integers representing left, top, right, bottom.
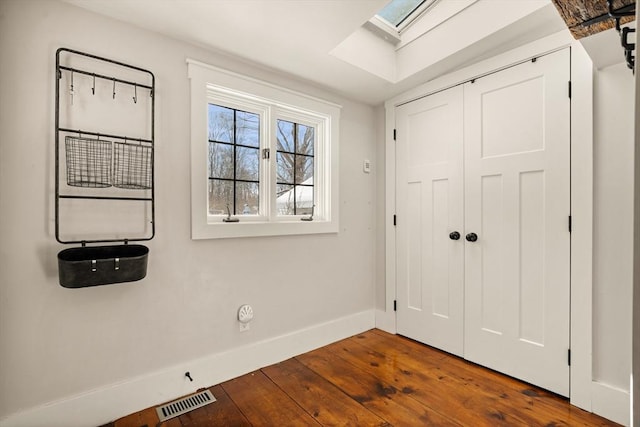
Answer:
188, 59, 341, 239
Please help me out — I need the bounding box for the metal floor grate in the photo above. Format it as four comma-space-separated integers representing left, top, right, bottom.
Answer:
156, 389, 216, 422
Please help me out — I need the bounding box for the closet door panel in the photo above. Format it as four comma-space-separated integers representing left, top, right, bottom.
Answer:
463, 49, 570, 396
396, 85, 464, 357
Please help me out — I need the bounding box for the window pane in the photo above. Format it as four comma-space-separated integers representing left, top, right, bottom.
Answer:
277, 120, 295, 152
209, 142, 234, 179
236, 146, 259, 181
208, 104, 234, 143
275, 184, 314, 216
295, 185, 314, 215
276, 184, 295, 215
277, 120, 315, 216
208, 104, 262, 216
295, 155, 313, 185
236, 182, 259, 215
277, 152, 294, 184
296, 124, 314, 156
377, 0, 426, 26
236, 110, 259, 147
208, 179, 233, 215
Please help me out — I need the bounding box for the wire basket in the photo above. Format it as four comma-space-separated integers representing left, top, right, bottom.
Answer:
113, 142, 152, 189
64, 136, 112, 188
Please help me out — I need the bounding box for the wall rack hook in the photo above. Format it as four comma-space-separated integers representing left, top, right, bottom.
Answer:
69, 70, 74, 106
606, 0, 636, 72
622, 27, 636, 50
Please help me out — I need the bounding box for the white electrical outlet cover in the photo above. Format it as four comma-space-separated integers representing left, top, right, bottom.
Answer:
238, 304, 254, 323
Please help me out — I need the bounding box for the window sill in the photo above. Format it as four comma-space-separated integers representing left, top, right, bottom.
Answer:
191, 218, 339, 240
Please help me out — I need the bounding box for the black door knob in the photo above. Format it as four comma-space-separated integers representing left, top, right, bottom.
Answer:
449, 231, 460, 240
466, 232, 478, 242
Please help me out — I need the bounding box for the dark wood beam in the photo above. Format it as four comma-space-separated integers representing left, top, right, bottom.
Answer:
551, 0, 635, 39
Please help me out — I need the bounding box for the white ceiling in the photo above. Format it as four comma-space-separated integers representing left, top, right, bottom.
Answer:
63, 0, 566, 105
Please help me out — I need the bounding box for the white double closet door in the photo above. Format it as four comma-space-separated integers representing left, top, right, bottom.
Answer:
395, 49, 570, 396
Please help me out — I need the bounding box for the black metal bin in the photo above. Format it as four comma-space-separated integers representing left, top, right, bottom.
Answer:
58, 244, 149, 288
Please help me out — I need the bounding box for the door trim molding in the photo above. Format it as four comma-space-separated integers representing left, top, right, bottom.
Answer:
569, 38, 595, 414
378, 29, 599, 417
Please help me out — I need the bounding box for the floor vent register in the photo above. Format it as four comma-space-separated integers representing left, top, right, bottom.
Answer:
156, 389, 216, 421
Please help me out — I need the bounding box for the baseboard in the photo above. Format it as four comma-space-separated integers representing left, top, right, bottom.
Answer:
0, 309, 375, 427
374, 308, 396, 334
591, 381, 631, 426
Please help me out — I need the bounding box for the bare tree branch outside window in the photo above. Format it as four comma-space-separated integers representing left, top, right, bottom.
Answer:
276, 120, 314, 215
208, 104, 260, 215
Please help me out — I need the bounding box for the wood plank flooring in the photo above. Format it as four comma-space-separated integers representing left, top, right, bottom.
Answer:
104, 329, 620, 427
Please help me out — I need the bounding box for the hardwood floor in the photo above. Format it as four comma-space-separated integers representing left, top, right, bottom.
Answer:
105, 329, 620, 427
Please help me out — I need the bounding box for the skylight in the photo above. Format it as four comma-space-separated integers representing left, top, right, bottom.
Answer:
377, 0, 427, 27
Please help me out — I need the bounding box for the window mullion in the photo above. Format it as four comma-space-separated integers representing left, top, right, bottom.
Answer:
293, 123, 297, 215
272, 113, 281, 220
265, 110, 276, 220
232, 109, 237, 215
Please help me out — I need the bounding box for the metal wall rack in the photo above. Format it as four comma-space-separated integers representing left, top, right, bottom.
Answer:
580, 1, 636, 71
55, 48, 155, 245
607, 0, 637, 71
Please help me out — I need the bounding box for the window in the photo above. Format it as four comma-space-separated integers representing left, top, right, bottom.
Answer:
188, 59, 340, 239
363, 0, 440, 45
377, 0, 427, 27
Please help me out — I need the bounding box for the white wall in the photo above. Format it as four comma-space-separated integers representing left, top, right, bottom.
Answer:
588, 60, 635, 425
593, 62, 634, 391
374, 105, 386, 312
633, 2, 640, 422
0, 0, 377, 424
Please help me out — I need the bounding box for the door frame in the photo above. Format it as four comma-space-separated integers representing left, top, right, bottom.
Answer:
378, 30, 594, 412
